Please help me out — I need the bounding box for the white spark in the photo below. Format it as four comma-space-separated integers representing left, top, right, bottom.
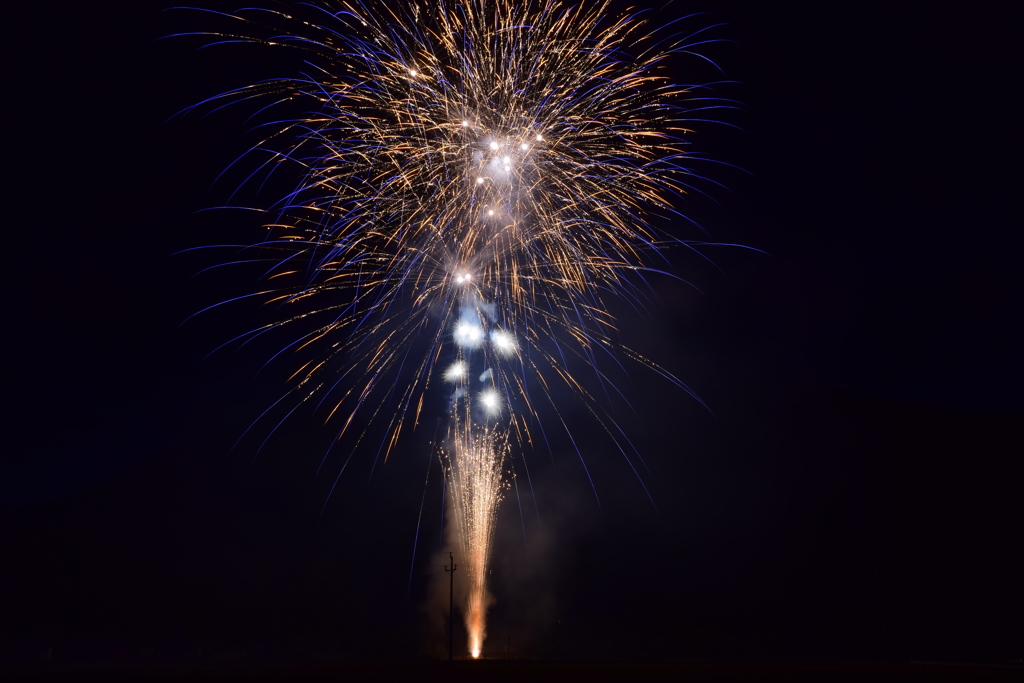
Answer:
489, 329, 517, 356
454, 322, 485, 348
479, 389, 502, 415
444, 361, 467, 383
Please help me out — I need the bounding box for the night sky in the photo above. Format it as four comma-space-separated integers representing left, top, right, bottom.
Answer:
4, 0, 1021, 666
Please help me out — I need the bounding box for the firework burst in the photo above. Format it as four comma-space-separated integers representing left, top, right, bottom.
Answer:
177, 0, 732, 656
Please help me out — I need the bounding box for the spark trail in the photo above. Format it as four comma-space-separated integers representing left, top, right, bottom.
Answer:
177, 0, 731, 656
445, 423, 506, 657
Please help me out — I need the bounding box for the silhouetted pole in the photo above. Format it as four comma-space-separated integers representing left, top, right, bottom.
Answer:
444, 552, 457, 662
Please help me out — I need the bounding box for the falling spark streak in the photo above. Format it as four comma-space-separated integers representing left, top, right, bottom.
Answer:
177, 0, 734, 657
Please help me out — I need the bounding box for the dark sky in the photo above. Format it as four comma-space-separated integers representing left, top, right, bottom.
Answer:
3, 0, 1021, 664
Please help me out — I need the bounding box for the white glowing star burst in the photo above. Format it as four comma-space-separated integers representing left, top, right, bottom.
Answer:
454, 322, 485, 348
479, 389, 502, 415
489, 329, 517, 356
444, 361, 467, 383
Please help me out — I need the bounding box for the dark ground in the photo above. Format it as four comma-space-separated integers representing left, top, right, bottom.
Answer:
4, 659, 1024, 682
4, 0, 1022, 676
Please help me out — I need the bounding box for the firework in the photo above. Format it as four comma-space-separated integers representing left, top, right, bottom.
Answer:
178, 0, 728, 656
